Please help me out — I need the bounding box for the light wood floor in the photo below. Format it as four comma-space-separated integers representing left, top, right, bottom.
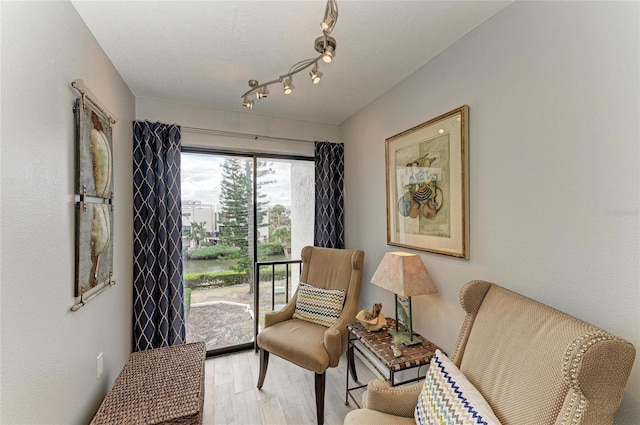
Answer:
203, 349, 377, 425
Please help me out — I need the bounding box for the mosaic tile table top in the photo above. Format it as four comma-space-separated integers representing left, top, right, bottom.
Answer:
348, 317, 442, 371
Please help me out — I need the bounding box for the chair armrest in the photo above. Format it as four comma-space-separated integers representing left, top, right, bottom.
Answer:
365, 379, 423, 418
324, 327, 342, 367
264, 296, 296, 328
324, 310, 355, 366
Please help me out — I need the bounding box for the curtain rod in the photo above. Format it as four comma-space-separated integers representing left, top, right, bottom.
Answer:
181, 126, 316, 145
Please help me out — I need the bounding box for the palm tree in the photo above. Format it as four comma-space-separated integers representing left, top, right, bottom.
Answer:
187, 221, 207, 248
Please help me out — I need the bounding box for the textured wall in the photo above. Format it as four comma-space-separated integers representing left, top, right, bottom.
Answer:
340, 1, 639, 422
1, 2, 135, 423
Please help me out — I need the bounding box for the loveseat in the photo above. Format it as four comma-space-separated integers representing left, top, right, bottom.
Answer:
344, 280, 635, 424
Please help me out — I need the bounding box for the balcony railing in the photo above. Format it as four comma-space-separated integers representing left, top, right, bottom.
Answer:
253, 259, 303, 352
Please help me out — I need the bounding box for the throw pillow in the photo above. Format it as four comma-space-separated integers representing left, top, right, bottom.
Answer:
415, 349, 502, 425
292, 282, 346, 327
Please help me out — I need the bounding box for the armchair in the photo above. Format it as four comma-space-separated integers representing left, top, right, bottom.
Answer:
257, 246, 365, 425
345, 280, 635, 425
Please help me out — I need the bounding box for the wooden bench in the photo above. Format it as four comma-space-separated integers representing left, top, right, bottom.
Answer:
91, 341, 206, 425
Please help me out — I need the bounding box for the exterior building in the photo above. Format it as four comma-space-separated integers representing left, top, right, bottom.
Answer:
182, 201, 219, 246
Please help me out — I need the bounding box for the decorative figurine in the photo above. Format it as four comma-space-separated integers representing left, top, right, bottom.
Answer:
356, 303, 386, 331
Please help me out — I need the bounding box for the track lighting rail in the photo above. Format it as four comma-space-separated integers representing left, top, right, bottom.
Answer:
241, 0, 338, 109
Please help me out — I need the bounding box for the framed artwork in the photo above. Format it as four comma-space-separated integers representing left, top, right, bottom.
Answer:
385, 106, 469, 258
73, 94, 115, 298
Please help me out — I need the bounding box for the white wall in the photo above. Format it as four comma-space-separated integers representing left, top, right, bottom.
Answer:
136, 97, 338, 157
1, 2, 135, 423
340, 1, 639, 422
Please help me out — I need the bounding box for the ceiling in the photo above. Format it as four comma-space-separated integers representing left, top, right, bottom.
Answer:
72, 1, 512, 126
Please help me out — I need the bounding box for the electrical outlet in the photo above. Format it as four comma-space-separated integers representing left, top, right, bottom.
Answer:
96, 352, 104, 378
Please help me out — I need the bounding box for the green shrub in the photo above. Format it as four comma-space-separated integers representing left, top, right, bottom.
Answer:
258, 242, 284, 258
184, 270, 247, 289
257, 265, 290, 282
187, 245, 240, 260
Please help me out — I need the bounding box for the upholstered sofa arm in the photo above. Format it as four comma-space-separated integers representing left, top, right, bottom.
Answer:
364, 379, 423, 418
560, 332, 636, 424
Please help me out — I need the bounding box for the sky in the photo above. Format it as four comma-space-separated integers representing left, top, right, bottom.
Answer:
181, 152, 294, 206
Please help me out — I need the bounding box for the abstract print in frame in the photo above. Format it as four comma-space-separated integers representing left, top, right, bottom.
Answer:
385, 106, 469, 258
74, 98, 114, 296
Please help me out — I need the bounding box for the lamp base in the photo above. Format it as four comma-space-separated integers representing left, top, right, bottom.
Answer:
394, 295, 423, 345
387, 330, 423, 346
404, 337, 422, 346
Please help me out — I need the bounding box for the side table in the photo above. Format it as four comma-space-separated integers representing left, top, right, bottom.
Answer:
345, 317, 441, 407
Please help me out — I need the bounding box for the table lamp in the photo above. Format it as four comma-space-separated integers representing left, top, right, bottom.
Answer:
370, 252, 437, 345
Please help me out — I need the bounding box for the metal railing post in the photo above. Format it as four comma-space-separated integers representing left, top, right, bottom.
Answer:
254, 259, 303, 352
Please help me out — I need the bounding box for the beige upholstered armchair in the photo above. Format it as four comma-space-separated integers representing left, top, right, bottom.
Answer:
345, 280, 635, 425
257, 246, 365, 425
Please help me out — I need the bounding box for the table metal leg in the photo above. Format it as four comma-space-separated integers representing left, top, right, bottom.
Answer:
345, 338, 350, 405
345, 337, 353, 405
347, 341, 358, 383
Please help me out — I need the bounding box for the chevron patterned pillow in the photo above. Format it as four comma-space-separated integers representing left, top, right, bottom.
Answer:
415, 349, 502, 425
292, 282, 346, 327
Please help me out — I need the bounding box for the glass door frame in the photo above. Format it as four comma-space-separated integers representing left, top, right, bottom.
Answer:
181, 146, 313, 357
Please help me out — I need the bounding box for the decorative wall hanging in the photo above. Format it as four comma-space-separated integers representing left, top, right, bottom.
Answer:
71, 81, 116, 311
385, 106, 469, 258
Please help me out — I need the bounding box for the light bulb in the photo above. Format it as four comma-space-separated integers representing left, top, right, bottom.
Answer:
322, 46, 334, 63
283, 78, 294, 95
320, 18, 334, 33
310, 66, 322, 84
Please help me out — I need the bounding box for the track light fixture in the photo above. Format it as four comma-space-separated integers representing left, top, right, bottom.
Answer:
320, 0, 338, 33
256, 86, 269, 99
242, 96, 253, 109
241, 0, 338, 109
283, 77, 294, 95
309, 62, 323, 84
322, 47, 334, 63
313, 34, 337, 65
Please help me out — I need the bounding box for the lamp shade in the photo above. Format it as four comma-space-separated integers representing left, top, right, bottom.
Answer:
370, 252, 437, 297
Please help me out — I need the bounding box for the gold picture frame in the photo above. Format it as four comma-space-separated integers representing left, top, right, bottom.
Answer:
385, 106, 469, 258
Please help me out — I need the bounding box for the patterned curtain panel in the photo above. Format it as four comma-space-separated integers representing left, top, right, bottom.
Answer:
314, 141, 345, 249
132, 121, 185, 351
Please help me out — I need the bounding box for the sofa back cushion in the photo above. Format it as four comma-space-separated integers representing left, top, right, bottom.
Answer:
455, 281, 635, 425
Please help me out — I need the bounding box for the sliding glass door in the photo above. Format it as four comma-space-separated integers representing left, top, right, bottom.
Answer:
181, 149, 314, 355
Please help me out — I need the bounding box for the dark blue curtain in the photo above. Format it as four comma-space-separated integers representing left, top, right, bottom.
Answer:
314, 141, 345, 249
132, 121, 185, 351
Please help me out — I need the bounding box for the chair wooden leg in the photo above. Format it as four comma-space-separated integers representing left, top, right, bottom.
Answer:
315, 372, 325, 425
257, 349, 269, 389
